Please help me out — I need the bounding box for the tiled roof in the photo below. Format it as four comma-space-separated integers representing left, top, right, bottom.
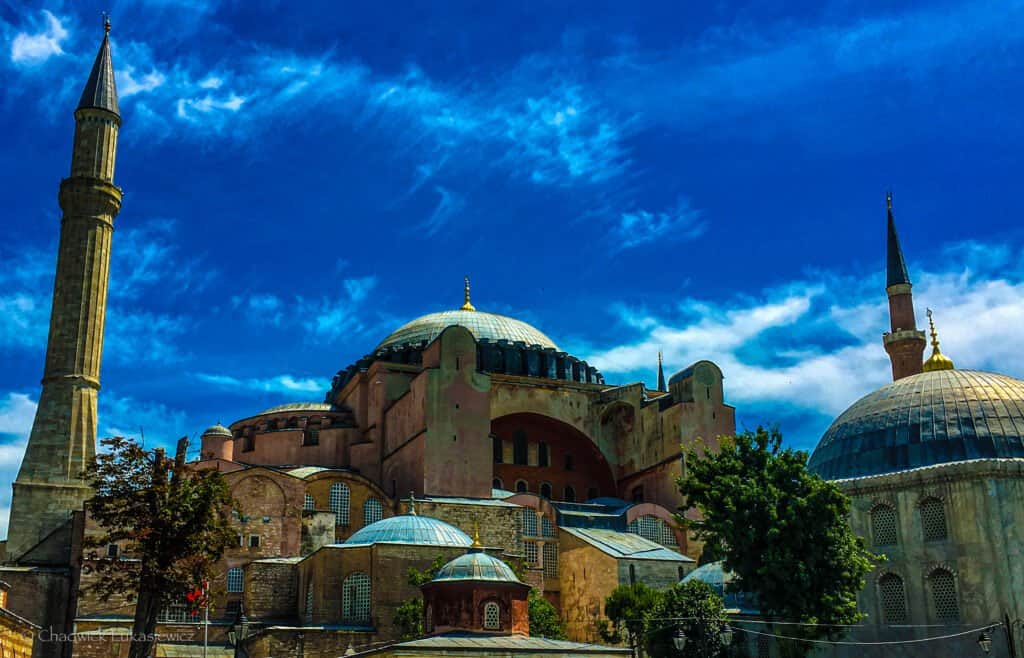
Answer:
432, 550, 522, 583
78, 32, 118, 115
809, 369, 1024, 480
561, 528, 693, 562
343, 514, 472, 547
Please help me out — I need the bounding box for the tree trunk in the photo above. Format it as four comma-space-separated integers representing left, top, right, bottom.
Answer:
128, 572, 161, 658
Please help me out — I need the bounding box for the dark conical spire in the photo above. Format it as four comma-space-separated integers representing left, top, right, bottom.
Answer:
657, 351, 666, 392
77, 16, 119, 116
886, 191, 911, 288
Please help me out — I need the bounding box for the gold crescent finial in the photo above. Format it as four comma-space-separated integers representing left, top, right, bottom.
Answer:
460, 276, 476, 311
103, 12, 111, 34
923, 308, 955, 372
471, 521, 481, 548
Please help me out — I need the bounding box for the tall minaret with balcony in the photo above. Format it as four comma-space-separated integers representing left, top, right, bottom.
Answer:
7, 20, 122, 561
882, 192, 925, 381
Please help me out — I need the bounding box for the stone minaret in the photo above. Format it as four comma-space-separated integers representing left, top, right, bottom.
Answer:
882, 192, 925, 381
7, 20, 121, 561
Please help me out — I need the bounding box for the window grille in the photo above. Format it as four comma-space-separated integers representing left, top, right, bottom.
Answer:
248, 535, 260, 548
929, 569, 959, 622
305, 587, 314, 625
364, 497, 383, 525
227, 567, 244, 593
158, 603, 196, 623
303, 428, 319, 446
330, 482, 351, 526
757, 634, 771, 658
543, 543, 559, 579
483, 602, 501, 629
106, 544, 119, 558
524, 542, 538, 566
871, 505, 899, 546
920, 498, 948, 542
541, 516, 555, 538
342, 572, 371, 624
521, 509, 538, 537
628, 515, 679, 550
878, 573, 907, 624
304, 493, 315, 511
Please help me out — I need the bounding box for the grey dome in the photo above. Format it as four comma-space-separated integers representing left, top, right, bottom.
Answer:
201, 423, 232, 437
376, 310, 558, 352
808, 369, 1024, 480
433, 550, 522, 583
344, 514, 472, 547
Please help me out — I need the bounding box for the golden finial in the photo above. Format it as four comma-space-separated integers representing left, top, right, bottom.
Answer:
103, 12, 111, 34
460, 276, 476, 311
923, 308, 955, 372
408, 492, 417, 516
471, 521, 481, 548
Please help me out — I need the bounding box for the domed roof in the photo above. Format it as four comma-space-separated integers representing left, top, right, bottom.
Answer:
202, 423, 232, 437
808, 369, 1024, 480
682, 561, 759, 614
256, 402, 334, 416
432, 549, 523, 583
344, 514, 472, 547
375, 309, 559, 353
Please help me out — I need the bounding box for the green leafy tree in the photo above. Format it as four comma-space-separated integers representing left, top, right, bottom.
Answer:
394, 555, 448, 639
599, 583, 662, 656
677, 427, 879, 653
528, 589, 567, 639
82, 436, 237, 658
646, 581, 727, 658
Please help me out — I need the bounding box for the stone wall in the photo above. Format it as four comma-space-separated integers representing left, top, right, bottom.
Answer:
245, 560, 298, 622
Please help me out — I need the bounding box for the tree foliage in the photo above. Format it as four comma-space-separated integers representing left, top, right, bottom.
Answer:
528, 589, 567, 640
677, 427, 879, 631
82, 436, 237, 658
598, 583, 661, 653
394, 555, 449, 640
647, 580, 728, 658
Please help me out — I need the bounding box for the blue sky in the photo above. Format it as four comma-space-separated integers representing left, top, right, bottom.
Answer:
2, 0, 1024, 535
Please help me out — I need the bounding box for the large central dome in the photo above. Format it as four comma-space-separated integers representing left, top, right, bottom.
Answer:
376, 309, 559, 352
808, 369, 1024, 480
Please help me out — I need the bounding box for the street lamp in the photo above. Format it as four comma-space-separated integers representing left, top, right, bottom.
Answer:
978, 631, 993, 655
673, 627, 687, 652
227, 608, 249, 658
720, 625, 734, 647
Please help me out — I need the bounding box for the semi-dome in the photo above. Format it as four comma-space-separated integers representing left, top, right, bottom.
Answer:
376, 310, 558, 352
808, 369, 1024, 480
433, 550, 522, 583
344, 514, 472, 547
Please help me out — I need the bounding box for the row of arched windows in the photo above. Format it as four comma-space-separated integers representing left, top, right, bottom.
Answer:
870, 496, 948, 547
877, 568, 960, 624
302, 484, 384, 528
494, 478, 598, 502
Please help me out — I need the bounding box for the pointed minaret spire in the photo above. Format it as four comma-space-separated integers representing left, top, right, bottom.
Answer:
881, 192, 926, 381
657, 351, 666, 392
77, 15, 119, 116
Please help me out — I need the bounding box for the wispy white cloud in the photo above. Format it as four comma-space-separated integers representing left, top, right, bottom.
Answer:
10, 10, 68, 64
418, 186, 465, 236
584, 238, 1024, 445
0, 392, 35, 468
615, 198, 707, 250
196, 373, 327, 395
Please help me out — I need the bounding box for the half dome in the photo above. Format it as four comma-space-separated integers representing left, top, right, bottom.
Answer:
344, 514, 472, 547
376, 310, 558, 352
808, 369, 1024, 480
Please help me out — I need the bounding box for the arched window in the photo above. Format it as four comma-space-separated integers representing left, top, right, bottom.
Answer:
543, 543, 558, 579
919, 497, 948, 542
342, 572, 371, 623
515, 479, 528, 493
878, 573, 907, 624
330, 482, 350, 526
564, 486, 576, 502
538, 442, 549, 467
929, 569, 959, 622
227, 567, 244, 593
364, 497, 383, 525
871, 504, 898, 546
303, 493, 315, 511
483, 601, 501, 630
492, 478, 503, 490
628, 515, 680, 551
539, 482, 552, 499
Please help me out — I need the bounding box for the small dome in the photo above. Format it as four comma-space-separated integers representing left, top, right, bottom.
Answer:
344, 514, 472, 547
202, 423, 232, 437
808, 369, 1024, 480
682, 561, 759, 613
376, 310, 559, 352
433, 550, 523, 583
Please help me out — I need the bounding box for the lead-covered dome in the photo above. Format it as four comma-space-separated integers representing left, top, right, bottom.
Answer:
808, 369, 1024, 480
344, 514, 472, 547
375, 309, 558, 352
433, 550, 522, 583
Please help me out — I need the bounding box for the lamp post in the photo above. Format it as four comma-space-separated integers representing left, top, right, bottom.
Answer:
978, 631, 992, 655
226, 607, 249, 658
672, 627, 687, 652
